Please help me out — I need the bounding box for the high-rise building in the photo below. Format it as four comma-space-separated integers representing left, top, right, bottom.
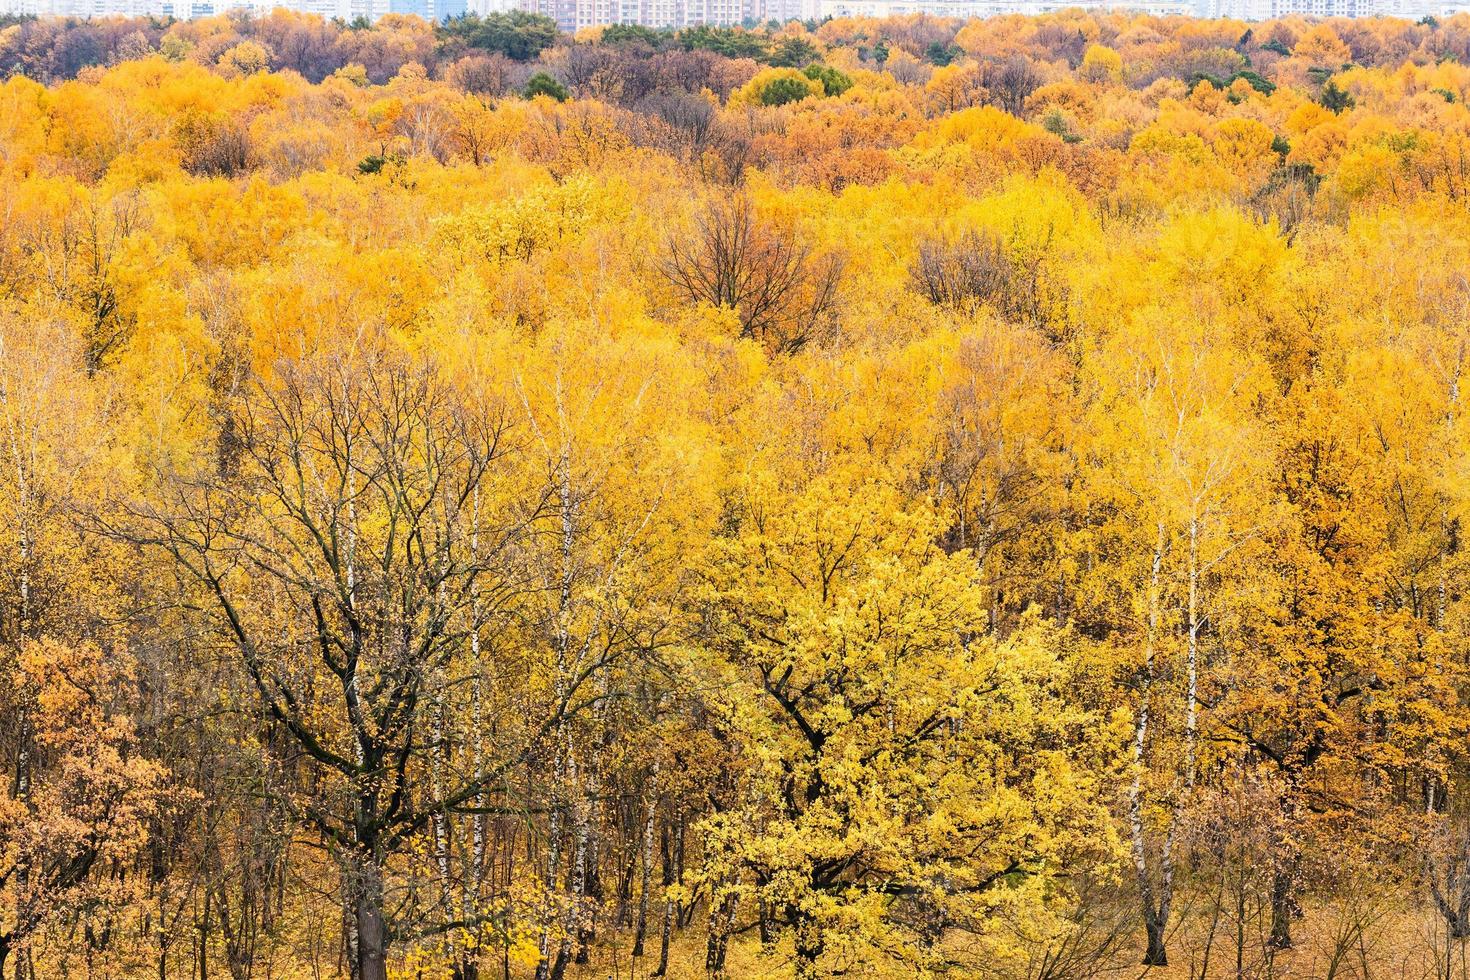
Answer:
752, 0, 817, 22
498, 0, 706, 32
349, 0, 390, 19
817, 0, 1190, 17
0, 0, 1439, 27
1207, 0, 1433, 16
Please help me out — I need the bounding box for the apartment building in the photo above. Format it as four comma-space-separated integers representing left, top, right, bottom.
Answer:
1207, 0, 1434, 17
816, 0, 1194, 17
0, 0, 1436, 30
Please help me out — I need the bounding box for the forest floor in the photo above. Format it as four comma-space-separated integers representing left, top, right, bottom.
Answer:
550, 904, 1470, 979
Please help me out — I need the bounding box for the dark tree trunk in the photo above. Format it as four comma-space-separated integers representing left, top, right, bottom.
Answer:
654, 903, 672, 979
652, 823, 674, 978
793, 913, 824, 980
354, 852, 390, 980
705, 892, 737, 975
632, 901, 648, 958
197, 890, 208, 980
1269, 862, 1296, 951
548, 944, 571, 980
1143, 916, 1168, 966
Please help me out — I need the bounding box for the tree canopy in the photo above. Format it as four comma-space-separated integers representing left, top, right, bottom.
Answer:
6, 8, 1470, 979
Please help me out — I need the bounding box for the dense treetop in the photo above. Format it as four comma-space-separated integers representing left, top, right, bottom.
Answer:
4, 9, 1470, 205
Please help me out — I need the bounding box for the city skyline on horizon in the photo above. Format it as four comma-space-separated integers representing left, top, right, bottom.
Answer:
0, 0, 1458, 28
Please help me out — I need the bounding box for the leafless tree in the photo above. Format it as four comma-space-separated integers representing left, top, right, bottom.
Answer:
179, 114, 255, 178
117, 351, 605, 980
910, 230, 1043, 325
661, 196, 843, 355
982, 56, 1040, 117
1005, 873, 1136, 980
626, 92, 747, 182
1428, 837, 1470, 941
638, 93, 717, 158
446, 53, 519, 97
1423, 787, 1470, 958
556, 43, 613, 99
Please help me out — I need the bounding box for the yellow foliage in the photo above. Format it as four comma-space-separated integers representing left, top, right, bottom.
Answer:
5, 15, 1470, 979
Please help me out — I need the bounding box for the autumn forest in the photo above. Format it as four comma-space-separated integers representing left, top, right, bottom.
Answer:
5, 6, 1470, 978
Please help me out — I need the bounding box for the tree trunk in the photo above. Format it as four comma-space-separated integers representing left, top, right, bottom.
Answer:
541, 458, 579, 980
1130, 525, 1173, 969
1185, 516, 1201, 794
198, 890, 209, 980
793, 913, 824, 980
1143, 915, 1168, 967
343, 900, 358, 980
652, 823, 674, 978
673, 819, 691, 928
548, 944, 571, 980
571, 803, 595, 966
1269, 860, 1297, 951
354, 853, 389, 980
1269, 783, 1303, 952
632, 789, 656, 958
705, 890, 739, 976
